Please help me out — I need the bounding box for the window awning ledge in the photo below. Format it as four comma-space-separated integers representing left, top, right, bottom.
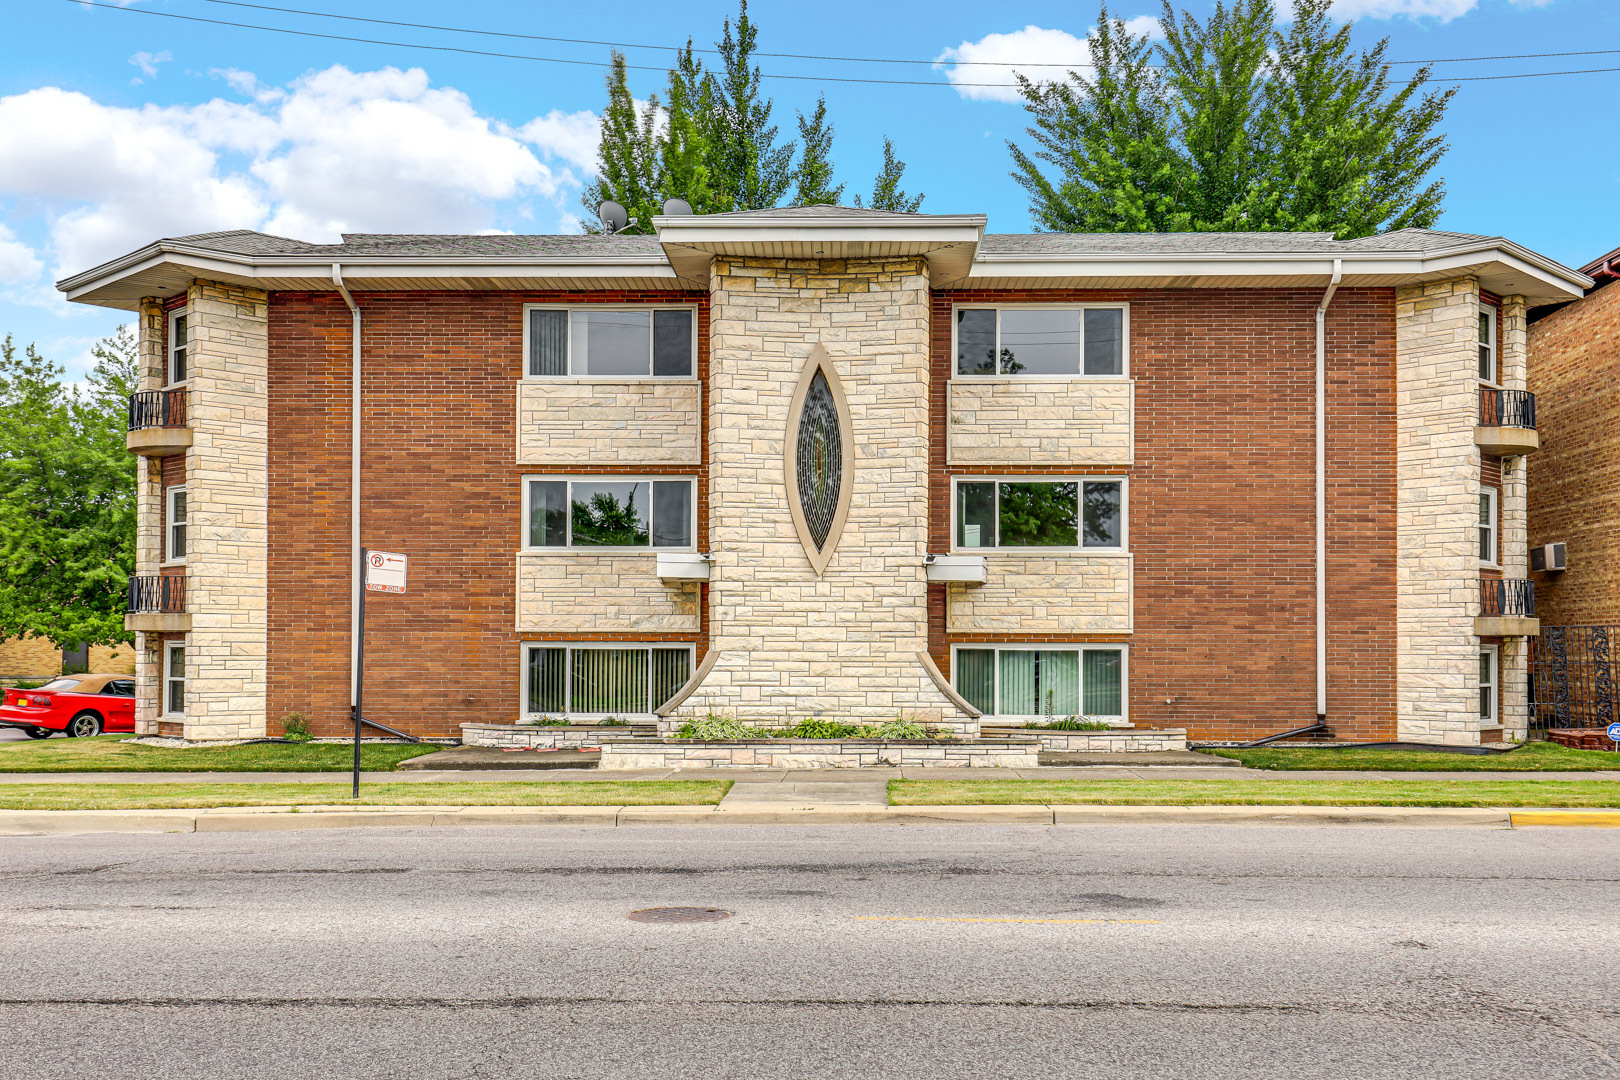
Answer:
657, 552, 712, 582
925, 554, 988, 585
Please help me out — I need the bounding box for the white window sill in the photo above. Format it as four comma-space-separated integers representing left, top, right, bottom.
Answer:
517, 548, 695, 557
1480, 562, 1502, 571
949, 375, 1131, 383
159, 559, 187, 568
521, 376, 698, 384
950, 548, 1132, 557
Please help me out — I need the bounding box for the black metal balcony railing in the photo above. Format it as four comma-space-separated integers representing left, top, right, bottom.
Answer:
1481, 577, 1535, 619
127, 575, 186, 614
1479, 387, 1536, 430
127, 389, 188, 432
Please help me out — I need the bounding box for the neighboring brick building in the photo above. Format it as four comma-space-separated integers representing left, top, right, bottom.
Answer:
1528, 247, 1620, 625
58, 208, 1588, 744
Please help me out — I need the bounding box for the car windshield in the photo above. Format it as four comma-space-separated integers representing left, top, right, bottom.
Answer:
37, 678, 82, 692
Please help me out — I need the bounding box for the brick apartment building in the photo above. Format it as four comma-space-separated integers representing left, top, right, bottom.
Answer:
57, 207, 1588, 745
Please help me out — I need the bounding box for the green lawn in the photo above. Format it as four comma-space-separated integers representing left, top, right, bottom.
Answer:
889, 778, 1620, 808
1202, 741, 1620, 771
0, 735, 442, 772
0, 780, 732, 811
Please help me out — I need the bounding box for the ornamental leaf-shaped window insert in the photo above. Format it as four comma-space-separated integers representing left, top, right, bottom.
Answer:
785, 346, 854, 575
796, 371, 841, 549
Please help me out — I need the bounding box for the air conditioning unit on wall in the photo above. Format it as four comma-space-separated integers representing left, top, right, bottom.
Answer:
1531, 542, 1567, 573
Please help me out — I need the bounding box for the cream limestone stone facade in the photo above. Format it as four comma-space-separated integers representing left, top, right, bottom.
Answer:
516, 380, 701, 465
670, 255, 973, 732
1394, 277, 1513, 745
946, 554, 1133, 633
516, 554, 699, 633
171, 280, 270, 740
947, 379, 1134, 465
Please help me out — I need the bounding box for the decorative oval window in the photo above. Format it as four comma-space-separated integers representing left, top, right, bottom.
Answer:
785, 346, 854, 575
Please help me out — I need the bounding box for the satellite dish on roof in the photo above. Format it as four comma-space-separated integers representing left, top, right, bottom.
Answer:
662, 197, 693, 217
598, 200, 629, 234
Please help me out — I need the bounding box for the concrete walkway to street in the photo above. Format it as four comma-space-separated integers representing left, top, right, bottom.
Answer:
1, 765, 1617, 784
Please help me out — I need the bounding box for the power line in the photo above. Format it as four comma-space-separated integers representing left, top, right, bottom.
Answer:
194, 0, 1620, 71
63, 0, 1620, 88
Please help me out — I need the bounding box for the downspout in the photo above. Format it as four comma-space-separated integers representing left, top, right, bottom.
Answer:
1315, 258, 1342, 728
333, 264, 361, 713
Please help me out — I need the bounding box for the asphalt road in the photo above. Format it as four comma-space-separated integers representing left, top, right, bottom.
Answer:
1, 824, 1616, 1079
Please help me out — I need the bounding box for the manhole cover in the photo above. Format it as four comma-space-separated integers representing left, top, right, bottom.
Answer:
627, 907, 732, 924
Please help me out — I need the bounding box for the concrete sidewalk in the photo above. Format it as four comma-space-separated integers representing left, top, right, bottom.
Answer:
0, 766, 1617, 784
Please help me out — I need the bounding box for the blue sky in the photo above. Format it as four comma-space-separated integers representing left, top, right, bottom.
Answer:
4, 0, 1616, 382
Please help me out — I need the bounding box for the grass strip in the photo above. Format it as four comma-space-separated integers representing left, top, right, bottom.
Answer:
889, 778, 1620, 808
0, 735, 442, 772
1201, 741, 1619, 771
0, 780, 732, 811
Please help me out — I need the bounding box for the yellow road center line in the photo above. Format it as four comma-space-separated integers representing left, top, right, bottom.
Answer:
852, 916, 1161, 925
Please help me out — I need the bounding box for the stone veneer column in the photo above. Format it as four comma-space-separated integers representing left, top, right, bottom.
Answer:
1396, 278, 1483, 744
133, 298, 166, 735
672, 256, 973, 733
181, 280, 269, 739
1498, 295, 1531, 741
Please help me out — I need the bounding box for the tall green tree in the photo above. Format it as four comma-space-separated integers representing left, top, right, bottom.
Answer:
581, 1, 923, 228
852, 137, 925, 213
1009, 0, 1452, 237
792, 96, 844, 206
0, 327, 138, 648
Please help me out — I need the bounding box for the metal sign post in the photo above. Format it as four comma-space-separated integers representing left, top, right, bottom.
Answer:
354, 549, 408, 799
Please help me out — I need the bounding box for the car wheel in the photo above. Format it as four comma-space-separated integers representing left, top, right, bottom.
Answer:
23, 727, 53, 739
66, 712, 103, 738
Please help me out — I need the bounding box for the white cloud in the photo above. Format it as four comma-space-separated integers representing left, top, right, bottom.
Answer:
936, 18, 1163, 103
1331, 0, 1550, 21
128, 50, 171, 82
0, 225, 42, 285
0, 66, 601, 280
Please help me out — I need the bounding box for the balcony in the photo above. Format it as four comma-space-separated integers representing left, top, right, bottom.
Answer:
1475, 388, 1538, 456
125, 575, 189, 633
126, 389, 192, 456
1476, 577, 1538, 638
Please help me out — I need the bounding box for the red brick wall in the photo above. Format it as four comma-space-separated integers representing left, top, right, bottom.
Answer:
266, 290, 708, 738
928, 287, 1398, 741
1528, 282, 1620, 625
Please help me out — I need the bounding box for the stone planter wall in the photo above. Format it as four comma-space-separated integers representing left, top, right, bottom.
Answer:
598, 738, 1040, 770
983, 728, 1188, 752
461, 723, 655, 749
1546, 728, 1620, 752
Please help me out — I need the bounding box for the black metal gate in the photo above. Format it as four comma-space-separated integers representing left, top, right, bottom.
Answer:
1528, 626, 1620, 730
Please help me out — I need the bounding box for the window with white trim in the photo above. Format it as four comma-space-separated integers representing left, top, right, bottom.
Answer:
954, 645, 1126, 721
1478, 305, 1496, 383
166, 486, 187, 563
1479, 487, 1497, 564
525, 305, 695, 378
954, 478, 1124, 550
524, 644, 692, 717
168, 310, 188, 386
1479, 646, 1498, 723
163, 642, 186, 716
524, 477, 695, 550
955, 305, 1126, 377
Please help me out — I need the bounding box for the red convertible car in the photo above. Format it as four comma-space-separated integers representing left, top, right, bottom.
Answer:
0, 674, 136, 738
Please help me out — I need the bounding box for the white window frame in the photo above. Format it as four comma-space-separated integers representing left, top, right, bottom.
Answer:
1479, 486, 1498, 567
162, 641, 186, 718
521, 475, 697, 553
949, 475, 1128, 554
950, 643, 1129, 723
519, 641, 696, 722
521, 303, 699, 381
167, 309, 189, 388
1477, 303, 1498, 386
164, 485, 187, 566
951, 303, 1130, 380
1479, 645, 1498, 724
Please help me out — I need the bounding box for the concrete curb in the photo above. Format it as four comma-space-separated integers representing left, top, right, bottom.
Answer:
0, 802, 1561, 835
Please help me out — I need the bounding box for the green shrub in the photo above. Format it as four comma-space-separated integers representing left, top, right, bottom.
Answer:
784, 718, 868, 739
280, 713, 313, 742
1039, 717, 1115, 731
597, 717, 629, 727
677, 714, 754, 739
872, 718, 930, 740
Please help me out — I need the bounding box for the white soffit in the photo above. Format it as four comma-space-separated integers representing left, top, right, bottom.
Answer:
968, 244, 1590, 306
654, 213, 987, 287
